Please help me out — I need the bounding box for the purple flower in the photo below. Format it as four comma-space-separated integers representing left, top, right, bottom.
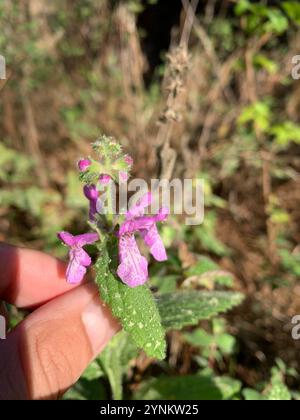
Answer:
84, 184, 98, 221
78, 159, 91, 172
117, 193, 168, 288
99, 174, 111, 185
124, 155, 133, 166
58, 231, 98, 284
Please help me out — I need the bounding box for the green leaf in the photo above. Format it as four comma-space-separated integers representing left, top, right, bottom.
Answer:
216, 333, 237, 355
184, 327, 236, 356
81, 360, 104, 381
99, 331, 138, 400
157, 291, 244, 330
253, 54, 278, 74
235, 0, 252, 16
267, 369, 292, 401
270, 121, 300, 147
264, 9, 288, 34
184, 329, 214, 348
134, 374, 241, 400
243, 389, 267, 401
63, 378, 107, 400
279, 249, 300, 276
95, 238, 166, 360
194, 212, 229, 257
183, 256, 234, 290
150, 274, 178, 293
283, 2, 300, 25
238, 101, 271, 133
185, 257, 219, 276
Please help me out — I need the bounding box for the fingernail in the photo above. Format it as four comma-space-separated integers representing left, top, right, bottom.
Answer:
81, 295, 119, 356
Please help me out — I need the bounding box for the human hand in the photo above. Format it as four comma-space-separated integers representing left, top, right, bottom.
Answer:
0, 244, 119, 400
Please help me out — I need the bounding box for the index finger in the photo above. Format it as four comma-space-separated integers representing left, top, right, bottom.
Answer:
0, 243, 79, 308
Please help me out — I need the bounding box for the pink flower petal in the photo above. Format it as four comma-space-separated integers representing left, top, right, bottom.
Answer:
75, 233, 99, 247
74, 248, 92, 266
124, 155, 133, 166
154, 207, 169, 222
141, 224, 167, 262
117, 234, 148, 288
119, 217, 153, 236
99, 174, 111, 185
66, 250, 88, 284
78, 159, 91, 172
58, 231, 75, 247
126, 192, 152, 219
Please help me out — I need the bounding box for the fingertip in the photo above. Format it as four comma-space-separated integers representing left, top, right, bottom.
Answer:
1, 283, 119, 400
0, 244, 80, 308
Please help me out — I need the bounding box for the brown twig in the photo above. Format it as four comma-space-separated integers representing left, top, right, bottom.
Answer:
156, 0, 199, 180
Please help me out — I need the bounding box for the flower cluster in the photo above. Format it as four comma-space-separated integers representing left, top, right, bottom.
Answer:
58, 137, 168, 288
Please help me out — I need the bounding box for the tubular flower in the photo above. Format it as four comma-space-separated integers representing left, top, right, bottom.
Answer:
57, 232, 98, 284
117, 193, 168, 288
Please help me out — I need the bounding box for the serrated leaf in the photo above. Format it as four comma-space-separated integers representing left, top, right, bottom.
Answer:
95, 238, 166, 360
99, 331, 138, 400
157, 291, 244, 330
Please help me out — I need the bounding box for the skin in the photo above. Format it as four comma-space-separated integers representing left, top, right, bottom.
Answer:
0, 244, 119, 400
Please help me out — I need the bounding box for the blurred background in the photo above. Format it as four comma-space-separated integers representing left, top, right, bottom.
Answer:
1, 0, 300, 400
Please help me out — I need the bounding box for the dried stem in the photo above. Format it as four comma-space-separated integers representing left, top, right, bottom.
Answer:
156, 0, 198, 180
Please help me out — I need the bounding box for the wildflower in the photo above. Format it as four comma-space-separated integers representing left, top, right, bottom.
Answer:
78, 159, 91, 172
84, 184, 98, 221
99, 174, 111, 185
117, 193, 168, 288
124, 155, 133, 166
57, 232, 98, 284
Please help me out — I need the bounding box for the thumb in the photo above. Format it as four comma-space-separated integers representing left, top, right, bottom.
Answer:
0, 284, 119, 400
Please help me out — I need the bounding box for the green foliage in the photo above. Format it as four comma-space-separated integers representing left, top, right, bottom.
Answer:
267, 370, 291, 401
184, 319, 237, 365
193, 212, 229, 257
0, 143, 34, 182
279, 249, 300, 277
184, 257, 234, 289
99, 331, 138, 400
1, 0, 298, 402
134, 373, 242, 400
283, 2, 300, 25
157, 291, 244, 330
238, 101, 272, 133
243, 389, 267, 401
270, 122, 300, 148
243, 362, 293, 401
150, 274, 179, 293
64, 378, 107, 400
253, 54, 278, 75
235, 1, 289, 35
96, 238, 166, 360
